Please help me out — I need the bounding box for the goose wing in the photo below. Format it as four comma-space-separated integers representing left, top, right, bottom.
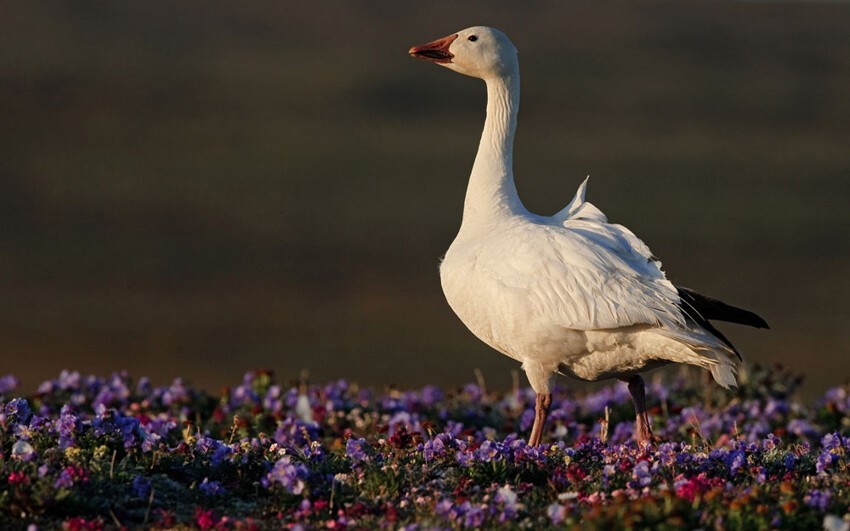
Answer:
498, 178, 685, 332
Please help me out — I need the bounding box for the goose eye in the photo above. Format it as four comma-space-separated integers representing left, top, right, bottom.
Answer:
468, 35, 478, 42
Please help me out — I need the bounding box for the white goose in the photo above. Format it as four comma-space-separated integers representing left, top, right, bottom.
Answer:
409, 27, 768, 446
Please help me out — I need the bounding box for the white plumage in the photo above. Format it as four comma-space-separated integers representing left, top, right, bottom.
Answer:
440, 176, 739, 391
410, 26, 766, 445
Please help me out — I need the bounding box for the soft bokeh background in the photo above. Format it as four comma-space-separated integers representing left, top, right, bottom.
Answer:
2, 1, 849, 398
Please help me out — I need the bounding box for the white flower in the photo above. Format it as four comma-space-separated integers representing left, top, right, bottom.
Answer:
823, 515, 850, 531
11, 440, 35, 460
496, 485, 518, 508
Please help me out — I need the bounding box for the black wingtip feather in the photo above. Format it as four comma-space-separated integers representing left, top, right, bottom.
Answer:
677, 286, 769, 329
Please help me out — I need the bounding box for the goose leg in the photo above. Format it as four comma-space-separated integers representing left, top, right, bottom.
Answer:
622, 375, 654, 445
528, 393, 552, 446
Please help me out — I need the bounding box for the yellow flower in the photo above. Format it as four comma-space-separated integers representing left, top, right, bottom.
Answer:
93, 445, 109, 460
65, 447, 82, 462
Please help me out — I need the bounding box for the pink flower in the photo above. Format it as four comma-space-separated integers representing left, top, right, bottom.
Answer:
7, 471, 28, 485
584, 491, 606, 505
54, 466, 88, 489
674, 473, 718, 503
195, 508, 217, 530
62, 517, 102, 531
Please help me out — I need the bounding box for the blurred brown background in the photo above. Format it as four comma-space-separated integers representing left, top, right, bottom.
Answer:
2, 1, 849, 398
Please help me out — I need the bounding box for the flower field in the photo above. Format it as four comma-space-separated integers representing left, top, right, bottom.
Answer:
1, 366, 849, 529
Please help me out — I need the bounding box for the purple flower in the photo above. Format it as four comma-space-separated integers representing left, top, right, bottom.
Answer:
58, 370, 81, 390
141, 430, 162, 452
92, 405, 142, 449
388, 411, 421, 436
762, 433, 780, 451
420, 385, 443, 406
90, 374, 131, 410
323, 379, 350, 409
136, 376, 152, 395
92, 388, 116, 410
263, 385, 283, 413
199, 478, 225, 496
437, 498, 486, 527
230, 382, 259, 408
132, 476, 152, 498
462, 383, 483, 402
462, 502, 485, 528
195, 436, 218, 454
728, 450, 746, 475
264, 457, 307, 495
519, 408, 535, 432
55, 405, 79, 449
822, 433, 841, 452
806, 489, 832, 512
456, 448, 473, 467
787, 419, 820, 439
435, 499, 453, 517
764, 397, 789, 417
475, 440, 502, 463
346, 438, 371, 463
783, 454, 797, 470
55, 469, 75, 489
423, 435, 447, 461
36, 379, 54, 395
54, 466, 86, 489
583, 383, 630, 414
211, 444, 232, 467
658, 442, 679, 466
495, 485, 519, 521
602, 464, 617, 483
547, 503, 567, 525
816, 432, 847, 474
610, 421, 634, 445
4, 398, 32, 425
284, 387, 300, 409
274, 418, 318, 449
817, 452, 835, 474
117, 417, 141, 448
162, 378, 188, 405
5, 367, 850, 527
633, 460, 652, 487
0, 374, 18, 394
648, 380, 670, 403
821, 386, 847, 406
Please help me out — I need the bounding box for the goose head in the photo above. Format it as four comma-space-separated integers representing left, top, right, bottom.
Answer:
409, 26, 518, 80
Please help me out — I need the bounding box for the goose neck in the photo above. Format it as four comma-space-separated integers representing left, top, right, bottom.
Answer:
461, 73, 525, 233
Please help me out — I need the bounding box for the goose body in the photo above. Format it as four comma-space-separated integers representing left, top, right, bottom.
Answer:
410, 27, 767, 445
441, 204, 735, 387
